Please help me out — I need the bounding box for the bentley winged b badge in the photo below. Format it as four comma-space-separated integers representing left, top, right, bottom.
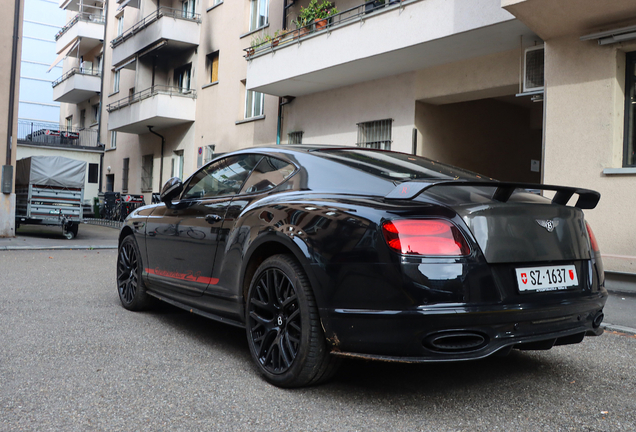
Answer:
536, 219, 559, 232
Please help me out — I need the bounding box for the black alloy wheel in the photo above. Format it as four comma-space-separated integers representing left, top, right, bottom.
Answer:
117, 235, 151, 311
246, 254, 340, 387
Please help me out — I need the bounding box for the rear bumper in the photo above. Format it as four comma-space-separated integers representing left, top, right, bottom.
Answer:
320, 291, 607, 362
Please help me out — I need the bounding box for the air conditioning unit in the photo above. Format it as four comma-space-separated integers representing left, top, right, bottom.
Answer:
523, 45, 544, 93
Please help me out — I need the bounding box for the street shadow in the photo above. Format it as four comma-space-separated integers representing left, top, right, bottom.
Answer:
141, 301, 251, 363
105, 287, 584, 402
15, 224, 68, 239
134, 296, 572, 399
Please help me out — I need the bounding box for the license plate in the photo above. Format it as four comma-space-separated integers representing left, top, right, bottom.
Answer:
515, 265, 578, 293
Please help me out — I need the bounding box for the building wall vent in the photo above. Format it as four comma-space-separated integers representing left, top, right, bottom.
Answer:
524, 45, 544, 93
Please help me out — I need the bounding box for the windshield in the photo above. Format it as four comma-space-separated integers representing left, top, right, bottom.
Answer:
314, 148, 491, 183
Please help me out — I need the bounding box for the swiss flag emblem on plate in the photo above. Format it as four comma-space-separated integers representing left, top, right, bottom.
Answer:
521, 273, 527, 284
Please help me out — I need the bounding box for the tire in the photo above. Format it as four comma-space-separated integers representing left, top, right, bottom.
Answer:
245, 254, 340, 387
64, 223, 79, 240
117, 235, 152, 311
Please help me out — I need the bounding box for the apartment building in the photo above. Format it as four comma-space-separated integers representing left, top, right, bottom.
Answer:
96, 0, 278, 198
27, 0, 107, 205
55, 0, 635, 275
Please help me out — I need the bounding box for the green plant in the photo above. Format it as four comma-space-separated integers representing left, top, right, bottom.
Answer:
250, 33, 269, 48
294, 0, 339, 28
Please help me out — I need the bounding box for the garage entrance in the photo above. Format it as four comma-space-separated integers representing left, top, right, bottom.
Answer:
415, 95, 543, 183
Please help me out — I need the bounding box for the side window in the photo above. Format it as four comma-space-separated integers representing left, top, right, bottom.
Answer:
240, 156, 296, 194
182, 154, 262, 199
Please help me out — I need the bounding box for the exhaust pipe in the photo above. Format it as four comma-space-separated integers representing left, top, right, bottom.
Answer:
592, 311, 604, 329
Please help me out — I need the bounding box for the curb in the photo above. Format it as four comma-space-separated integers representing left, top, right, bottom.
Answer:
601, 323, 636, 336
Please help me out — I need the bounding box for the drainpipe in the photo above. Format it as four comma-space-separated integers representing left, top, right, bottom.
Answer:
411, 128, 417, 155
276, 97, 282, 145
277, 96, 295, 145
148, 126, 165, 190
96, 0, 109, 193
3, 0, 21, 194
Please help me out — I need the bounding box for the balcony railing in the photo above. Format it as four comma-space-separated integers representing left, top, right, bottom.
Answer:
110, 6, 202, 48
106, 85, 197, 112
55, 12, 105, 41
245, 0, 406, 58
51, 67, 101, 88
17, 120, 102, 148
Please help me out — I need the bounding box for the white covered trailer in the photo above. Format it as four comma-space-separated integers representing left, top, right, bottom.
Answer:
15, 156, 86, 239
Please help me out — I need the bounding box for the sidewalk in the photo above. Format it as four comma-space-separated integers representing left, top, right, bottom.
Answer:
0, 222, 120, 250
605, 272, 636, 296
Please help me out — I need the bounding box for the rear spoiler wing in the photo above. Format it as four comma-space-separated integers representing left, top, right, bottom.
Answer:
385, 180, 600, 210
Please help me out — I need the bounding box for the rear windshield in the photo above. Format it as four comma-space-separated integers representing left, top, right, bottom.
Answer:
314, 149, 490, 182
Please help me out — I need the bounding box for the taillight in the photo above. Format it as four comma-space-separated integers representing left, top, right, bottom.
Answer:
586, 221, 600, 253
382, 219, 471, 256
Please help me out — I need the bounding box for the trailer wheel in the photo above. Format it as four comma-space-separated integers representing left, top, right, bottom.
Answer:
64, 223, 79, 240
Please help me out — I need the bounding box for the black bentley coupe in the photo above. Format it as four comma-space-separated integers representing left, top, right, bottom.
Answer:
116, 146, 607, 387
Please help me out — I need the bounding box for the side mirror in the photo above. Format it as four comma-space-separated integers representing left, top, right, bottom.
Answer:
160, 177, 183, 207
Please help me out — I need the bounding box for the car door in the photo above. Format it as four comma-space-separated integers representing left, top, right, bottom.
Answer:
204, 156, 298, 299
144, 154, 263, 297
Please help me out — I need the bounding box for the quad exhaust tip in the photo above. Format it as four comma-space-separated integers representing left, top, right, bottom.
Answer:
424, 332, 488, 352
592, 311, 604, 329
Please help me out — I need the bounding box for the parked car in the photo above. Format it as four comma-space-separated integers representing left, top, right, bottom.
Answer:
116, 145, 607, 387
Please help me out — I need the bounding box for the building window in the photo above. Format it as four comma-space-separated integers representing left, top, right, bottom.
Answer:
213, 0, 222, 5
182, 0, 196, 18
80, 109, 86, 129
95, 55, 102, 73
92, 103, 99, 124
110, 131, 117, 149
172, 150, 184, 179
117, 15, 124, 36
113, 70, 120, 93
288, 131, 303, 144
207, 52, 219, 83
122, 158, 129, 193
249, 0, 268, 31
106, 174, 114, 192
356, 119, 393, 150
88, 163, 99, 184
66, 116, 73, 130
245, 89, 264, 119
204, 144, 216, 164
141, 155, 153, 192
174, 64, 192, 93
624, 52, 636, 167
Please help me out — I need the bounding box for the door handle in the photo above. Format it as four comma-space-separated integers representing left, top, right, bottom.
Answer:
205, 214, 223, 224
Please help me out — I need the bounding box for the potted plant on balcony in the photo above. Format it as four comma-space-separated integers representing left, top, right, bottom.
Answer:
248, 33, 268, 56
293, 0, 339, 35
364, 0, 386, 13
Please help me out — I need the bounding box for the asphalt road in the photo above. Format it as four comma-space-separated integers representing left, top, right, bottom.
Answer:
1, 250, 635, 431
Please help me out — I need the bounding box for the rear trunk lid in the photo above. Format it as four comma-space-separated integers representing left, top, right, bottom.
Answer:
421, 187, 592, 263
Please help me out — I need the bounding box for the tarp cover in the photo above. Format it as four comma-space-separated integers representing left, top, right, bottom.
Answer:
16, 156, 86, 189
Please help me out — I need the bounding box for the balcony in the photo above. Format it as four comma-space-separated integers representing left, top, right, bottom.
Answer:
55, 13, 105, 58
17, 120, 101, 149
502, 0, 636, 40
59, 0, 103, 12
245, 0, 536, 97
110, 7, 201, 69
106, 86, 197, 134
52, 67, 101, 104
